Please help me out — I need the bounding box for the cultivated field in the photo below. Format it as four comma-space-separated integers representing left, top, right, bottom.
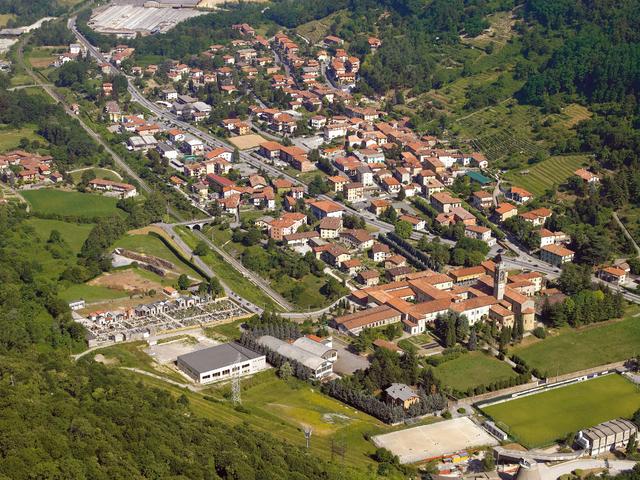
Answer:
21, 189, 123, 218
433, 351, 518, 394
510, 312, 640, 377
482, 374, 640, 448
295, 11, 345, 44
27, 46, 63, 68
503, 154, 588, 196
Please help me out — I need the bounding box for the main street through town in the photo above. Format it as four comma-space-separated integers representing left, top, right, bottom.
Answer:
69, 19, 640, 306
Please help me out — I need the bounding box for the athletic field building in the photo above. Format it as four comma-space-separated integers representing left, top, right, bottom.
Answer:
575, 419, 638, 456
177, 342, 266, 384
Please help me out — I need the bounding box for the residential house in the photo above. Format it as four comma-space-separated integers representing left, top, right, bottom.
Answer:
540, 244, 575, 266
430, 192, 462, 213
493, 202, 518, 222
506, 186, 533, 204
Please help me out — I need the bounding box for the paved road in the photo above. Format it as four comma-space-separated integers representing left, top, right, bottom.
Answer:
8, 83, 53, 91
159, 222, 293, 311
527, 459, 637, 480
119, 367, 200, 392
613, 211, 640, 256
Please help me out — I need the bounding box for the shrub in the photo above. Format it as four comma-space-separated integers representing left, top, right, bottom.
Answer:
533, 326, 547, 339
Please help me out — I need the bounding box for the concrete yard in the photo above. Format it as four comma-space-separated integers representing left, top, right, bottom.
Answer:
146, 330, 219, 364
372, 417, 498, 464
89, 2, 205, 36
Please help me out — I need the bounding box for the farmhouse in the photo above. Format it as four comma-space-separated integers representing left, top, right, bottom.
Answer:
88, 178, 137, 198
177, 342, 266, 384
575, 168, 600, 184
385, 383, 420, 410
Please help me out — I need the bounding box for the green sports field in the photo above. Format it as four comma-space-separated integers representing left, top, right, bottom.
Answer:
22, 189, 122, 218
510, 311, 640, 377
433, 351, 518, 394
482, 374, 640, 447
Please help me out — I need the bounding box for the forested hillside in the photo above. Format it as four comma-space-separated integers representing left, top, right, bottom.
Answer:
518, 0, 640, 104
0, 0, 80, 27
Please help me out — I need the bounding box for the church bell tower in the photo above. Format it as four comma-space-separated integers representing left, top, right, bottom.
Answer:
494, 253, 507, 301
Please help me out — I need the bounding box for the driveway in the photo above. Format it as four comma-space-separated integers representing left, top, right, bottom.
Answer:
332, 337, 370, 374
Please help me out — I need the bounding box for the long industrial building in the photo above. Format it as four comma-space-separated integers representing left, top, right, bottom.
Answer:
89, 2, 205, 37
256, 335, 335, 379
177, 342, 266, 384
575, 419, 638, 456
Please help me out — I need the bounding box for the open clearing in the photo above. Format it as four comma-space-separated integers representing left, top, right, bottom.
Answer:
503, 155, 588, 196
59, 283, 128, 303
115, 367, 393, 471
228, 134, 265, 150
89, 269, 164, 293
114, 232, 201, 278
461, 11, 516, 50
21, 189, 123, 218
26, 218, 94, 253
433, 351, 518, 395
482, 374, 640, 448
0, 14, 15, 27
372, 417, 497, 464
70, 167, 122, 183
0, 125, 46, 152
510, 311, 640, 377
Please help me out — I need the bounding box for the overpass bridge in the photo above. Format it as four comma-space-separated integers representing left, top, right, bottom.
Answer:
494, 446, 586, 463
172, 218, 217, 230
